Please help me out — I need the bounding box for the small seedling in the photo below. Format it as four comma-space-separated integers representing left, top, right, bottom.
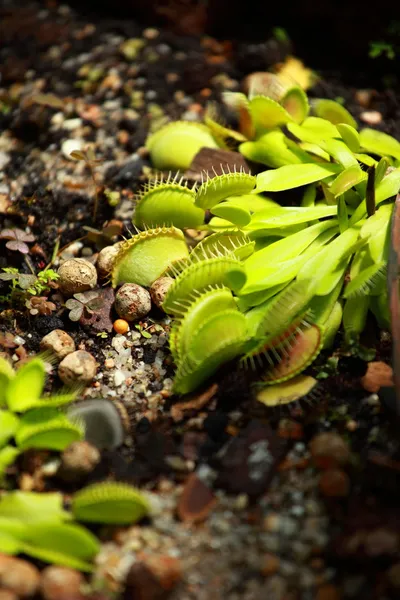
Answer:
70, 147, 103, 220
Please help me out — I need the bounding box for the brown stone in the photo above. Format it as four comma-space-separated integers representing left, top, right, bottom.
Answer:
315, 584, 342, 600
310, 432, 350, 469
137, 554, 182, 592
0, 554, 40, 597
40, 566, 84, 600
260, 553, 280, 577
361, 361, 393, 393
319, 469, 350, 498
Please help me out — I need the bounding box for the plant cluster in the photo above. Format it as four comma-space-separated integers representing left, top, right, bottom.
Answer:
0, 267, 59, 313
0, 356, 84, 479
108, 79, 400, 396
0, 357, 150, 569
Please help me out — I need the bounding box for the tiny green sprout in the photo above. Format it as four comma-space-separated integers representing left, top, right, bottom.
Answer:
104, 188, 120, 207
72, 481, 150, 525
96, 331, 108, 339
135, 323, 152, 338
70, 147, 102, 220
145, 121, 218, 171
369, 41, 396, 60
272, 26, 290, 43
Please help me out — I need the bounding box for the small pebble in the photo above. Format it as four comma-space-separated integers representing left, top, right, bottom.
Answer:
137, 553, 182, 591
62, 139, 83, 159
315, 584, 341, 600
310, 432, 350, 469
361, 361, 393, 393
113, 319, 129, 335
149, 277, 174, 310
40, 329, 75, 360
260, 553, 280, 577
0, 590, 17, 600
355, 89, 373, 108
360, 110, 382, 125
40, 566, 84, 600
319, 468, 350, 497
58, 258, 97, 296
58, 441, 100, 482
115, 283, 151, 322
0, 554, 40, 598
58, 350, 97, 386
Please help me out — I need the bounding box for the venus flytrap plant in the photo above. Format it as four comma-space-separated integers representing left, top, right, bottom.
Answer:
120, 83, 400, 395
0, 356, 83, 479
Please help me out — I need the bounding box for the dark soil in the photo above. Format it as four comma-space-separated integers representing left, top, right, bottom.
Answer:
1, 2, 400, 599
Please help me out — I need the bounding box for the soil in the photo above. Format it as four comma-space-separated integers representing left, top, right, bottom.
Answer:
1, 2, 400, 599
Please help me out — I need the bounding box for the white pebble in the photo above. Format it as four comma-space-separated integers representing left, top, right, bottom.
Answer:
62, 139, 83, 159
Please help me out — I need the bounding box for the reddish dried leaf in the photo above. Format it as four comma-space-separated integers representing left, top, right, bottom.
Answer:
177, 473, 217, 523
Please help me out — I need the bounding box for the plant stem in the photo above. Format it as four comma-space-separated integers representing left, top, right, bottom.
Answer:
366, 165, 376, 217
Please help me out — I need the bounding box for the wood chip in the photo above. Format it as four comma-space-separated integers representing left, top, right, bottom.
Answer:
185, 148, 251, 182
177, 473, 217, 523
170, 383, 218, 422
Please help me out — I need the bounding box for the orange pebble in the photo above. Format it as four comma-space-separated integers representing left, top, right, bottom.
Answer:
113, 319, 129, 334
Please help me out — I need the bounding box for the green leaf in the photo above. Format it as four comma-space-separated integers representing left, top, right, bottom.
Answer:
337, 196, 348, 232
22, 522, 100, 571
280, 86, 309, 123
329, 165, 367, 197
0, 491, 71, 522
343, 295, 369, 341
375, 157, 390, 185
0, 532, 21, 555
324, 138, 358, 168
359, 128, 400, 160
255, 163, 340, 192
248, 205, 338, 229
301, 184, 317, 207
337, 124, 360, 152
0, 410, 20, 447
0, 446, 20, 478
72, 481, 150, 525
350, 168, 400, 224
210, 200, 251, 227
312, 98, 357, 129
240, 131, 304, 168
249, 95, 293, 135
0, 357, 15, 406
224, 194, 280, 214
16, 408, 84, 451
6, 358, 45, 412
